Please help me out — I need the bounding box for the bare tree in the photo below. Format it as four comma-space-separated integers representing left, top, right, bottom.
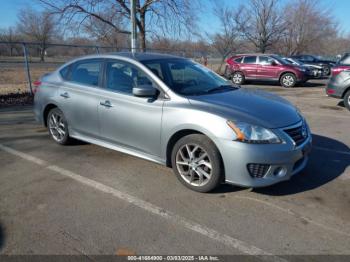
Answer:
39, 0, 199, 51
233, 0, 285, 53
83, 14, 129, 48
0, 27, 20, 56
17, 8, 59, 61
277, 0, 338, 56
211, 6, 239, 73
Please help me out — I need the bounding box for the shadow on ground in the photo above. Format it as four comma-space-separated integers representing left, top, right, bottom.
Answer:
253, 134, 350, 196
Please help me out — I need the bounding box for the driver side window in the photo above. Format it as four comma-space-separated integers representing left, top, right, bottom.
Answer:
105, 60, 153, 94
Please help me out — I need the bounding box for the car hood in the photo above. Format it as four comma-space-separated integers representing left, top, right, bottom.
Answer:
188, 88, 301, 129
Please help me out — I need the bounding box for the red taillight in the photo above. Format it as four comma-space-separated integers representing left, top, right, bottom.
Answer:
33, 80, 42, 94
327, 89, 335, 95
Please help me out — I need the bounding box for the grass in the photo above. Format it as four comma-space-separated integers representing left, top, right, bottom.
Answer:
0, 66, 57, 95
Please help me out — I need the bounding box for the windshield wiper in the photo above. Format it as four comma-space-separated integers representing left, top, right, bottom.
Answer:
205, 85, 237, 94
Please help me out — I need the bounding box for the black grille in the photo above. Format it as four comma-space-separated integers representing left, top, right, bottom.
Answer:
284, 124, 307, 146
247, 164, 270, 178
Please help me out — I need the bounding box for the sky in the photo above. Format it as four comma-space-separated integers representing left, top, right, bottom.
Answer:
0, 0, 349, 35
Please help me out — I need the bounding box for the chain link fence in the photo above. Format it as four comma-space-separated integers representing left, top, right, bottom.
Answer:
0, 41, 221, 106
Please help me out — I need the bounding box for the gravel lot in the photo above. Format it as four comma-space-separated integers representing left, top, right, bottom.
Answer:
0, 79, 349, 258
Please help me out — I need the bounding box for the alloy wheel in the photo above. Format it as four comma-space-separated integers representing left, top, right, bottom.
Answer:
175, 144, 212, 187
282, 75, 295, 87
232, 73, 243, 84
48, 112, 66, 142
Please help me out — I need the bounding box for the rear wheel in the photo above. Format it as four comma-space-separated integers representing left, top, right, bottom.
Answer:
171, 134, 223, 193
344, 90, 350, 111
231, 72, 245, 85
280, 73, 297, 88
47, 108, 71, 145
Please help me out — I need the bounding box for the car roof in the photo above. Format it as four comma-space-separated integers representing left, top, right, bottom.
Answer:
109, 52, 184, 61
234, 53, 277, 57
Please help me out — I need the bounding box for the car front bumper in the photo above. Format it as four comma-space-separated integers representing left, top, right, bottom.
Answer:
216, 123, 312, 188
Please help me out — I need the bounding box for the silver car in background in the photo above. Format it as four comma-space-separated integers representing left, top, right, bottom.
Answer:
34, 53, 312, 192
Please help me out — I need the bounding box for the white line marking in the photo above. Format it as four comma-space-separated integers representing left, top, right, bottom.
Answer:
0, 143, 285, 260
234, 196, 350, 238
313, 146, 350, 156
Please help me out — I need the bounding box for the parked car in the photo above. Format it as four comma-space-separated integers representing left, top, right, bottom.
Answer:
34, 52, 312, 192
283, 57, 323, 78
331, 53, 350, 77
290, 55, 335, 76
326, 69, 350, 111
225, 54, 308, 87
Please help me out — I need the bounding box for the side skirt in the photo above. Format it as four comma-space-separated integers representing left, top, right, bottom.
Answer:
70, 133, 166, 166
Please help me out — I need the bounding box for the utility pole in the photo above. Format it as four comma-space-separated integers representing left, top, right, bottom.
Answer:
130, 0, 137, 53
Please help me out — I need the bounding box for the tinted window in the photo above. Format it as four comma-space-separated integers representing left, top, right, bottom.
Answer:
105, 60, 153, 94
71, 60, 101, 86
145, 63, 164, 80
302, 55, 314, 62
243, 56, 257, 64
142, 59, 233, 96
59, 65, 70, 80
234, 57, 243, 63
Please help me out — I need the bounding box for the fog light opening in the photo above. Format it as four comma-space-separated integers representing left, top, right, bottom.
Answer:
273, 166, 287, 177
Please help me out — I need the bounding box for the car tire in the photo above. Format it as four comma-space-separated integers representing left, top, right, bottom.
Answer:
171, 134, 223, 193
280, 73, 297, 88
231, 72, 245, 85
323, 65, 331, 76
344, 90, 350, 111
47, 108, 72, 145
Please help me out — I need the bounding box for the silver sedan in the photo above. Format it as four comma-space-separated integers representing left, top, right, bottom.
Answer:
34, 52, 312, 192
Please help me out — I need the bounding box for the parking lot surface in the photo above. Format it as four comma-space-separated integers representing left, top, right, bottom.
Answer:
0, 79, 349, 256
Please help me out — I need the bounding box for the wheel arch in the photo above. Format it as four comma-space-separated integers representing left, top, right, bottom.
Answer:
43, 103, 58, 127
165, 129, 203, 167
342, 86, 350, 98
279, 71, 296, 81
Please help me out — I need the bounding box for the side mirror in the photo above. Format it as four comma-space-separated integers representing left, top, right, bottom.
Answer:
132, 84, 157, 97
271, 60, 277, 66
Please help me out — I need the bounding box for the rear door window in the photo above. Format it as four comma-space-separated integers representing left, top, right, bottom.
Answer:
242, 56, 257, 64
70, 60, 102, 87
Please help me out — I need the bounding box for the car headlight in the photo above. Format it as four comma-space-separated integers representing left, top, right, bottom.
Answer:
227, 120, 281, 144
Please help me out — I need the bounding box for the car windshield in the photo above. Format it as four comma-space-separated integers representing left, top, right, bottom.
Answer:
271, 56, 290, 65
339, 54, 350, 65
141, 58, 236, 96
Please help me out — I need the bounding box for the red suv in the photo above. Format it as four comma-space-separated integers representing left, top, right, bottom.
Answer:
225, 54, 308, 88
332, 53, 350, 77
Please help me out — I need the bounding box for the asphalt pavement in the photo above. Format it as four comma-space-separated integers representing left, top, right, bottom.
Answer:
0, 80, 349, 258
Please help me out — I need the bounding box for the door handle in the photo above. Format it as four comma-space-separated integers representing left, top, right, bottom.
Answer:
60, 92, 70, 98
100, 100, 112, 108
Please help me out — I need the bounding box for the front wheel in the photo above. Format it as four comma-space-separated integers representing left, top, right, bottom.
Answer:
171, 134, 223, 193
323, 65, 331, 76
47, 108, 72, 145
280, 73, 297, 88
344, 90, 350, 111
